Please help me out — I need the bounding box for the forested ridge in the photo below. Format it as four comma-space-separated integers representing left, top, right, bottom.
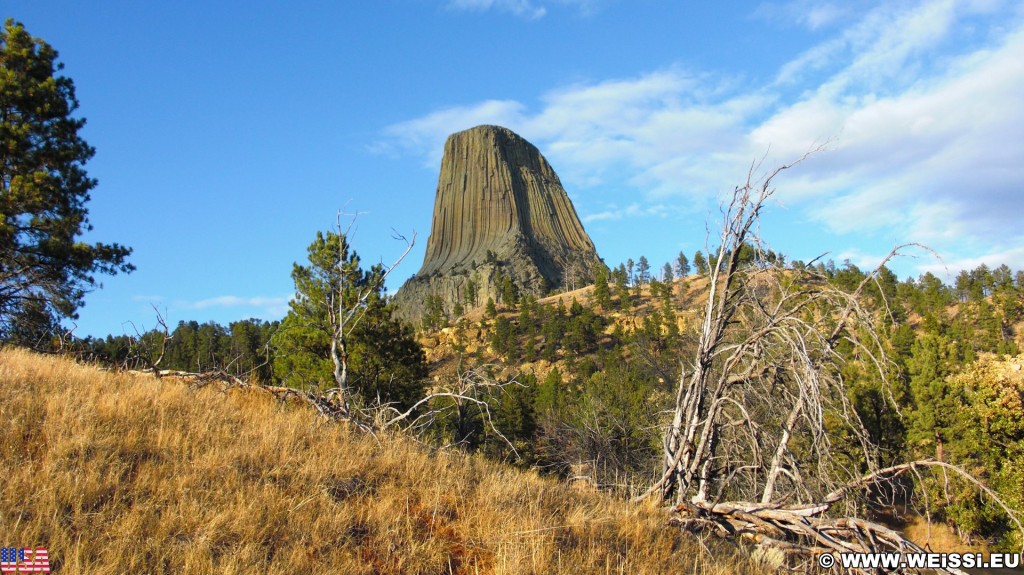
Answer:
71, 253, 1024, 550
413, 252, 1024, 549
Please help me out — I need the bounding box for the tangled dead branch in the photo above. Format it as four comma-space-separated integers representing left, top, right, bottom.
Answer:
671, 460, 1021, 574
132, 360, 521, 452
637, 153, 1022, 573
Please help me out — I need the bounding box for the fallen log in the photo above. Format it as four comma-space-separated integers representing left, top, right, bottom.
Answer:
665, 460, 1024, 574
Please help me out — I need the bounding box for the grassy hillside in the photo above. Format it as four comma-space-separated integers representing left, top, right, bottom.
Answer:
0, 348, 763, 575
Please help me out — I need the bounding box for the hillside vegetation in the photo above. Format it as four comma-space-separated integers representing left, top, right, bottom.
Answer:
0, 348, 765, 575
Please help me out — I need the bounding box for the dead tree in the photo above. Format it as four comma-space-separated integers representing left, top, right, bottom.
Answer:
324, 212, 415, 417
637, 156, 1021, 573
123, 304, 172, 377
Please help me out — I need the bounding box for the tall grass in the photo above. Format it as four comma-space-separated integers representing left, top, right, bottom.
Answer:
0, 348, 764, 574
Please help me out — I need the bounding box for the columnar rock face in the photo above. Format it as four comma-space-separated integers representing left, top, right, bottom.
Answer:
392, 125, 604, 325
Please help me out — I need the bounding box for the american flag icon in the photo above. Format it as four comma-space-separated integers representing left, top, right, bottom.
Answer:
0, 548, 50, 573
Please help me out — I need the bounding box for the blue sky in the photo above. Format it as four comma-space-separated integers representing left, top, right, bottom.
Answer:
6, 0, 1024, 337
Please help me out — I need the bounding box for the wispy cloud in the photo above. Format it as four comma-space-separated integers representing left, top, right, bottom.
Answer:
382, 1, 1024, 273
918, 246, 1024, 282
177, 295, 292, 319
583, 202, 670, 223
378, 68, 760, 197
753, 0, 872, 31
376, 99, 528, 164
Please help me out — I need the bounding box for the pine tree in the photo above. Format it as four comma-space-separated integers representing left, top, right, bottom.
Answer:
491, 315, 514, 357
484, 373, 537, 462
676, 251, 690, 277
693, 250, 708, 275
536, 367, 563, 413
593, 267, 612, 310
636, 256, 650, 286
273, 230, 426, 411
500, 275, 518, 309
0, 20, 133, 339
613, 264, 630, 307
662, 262, 674, 284
422, 292, 447, 330
463, 275, 479, 308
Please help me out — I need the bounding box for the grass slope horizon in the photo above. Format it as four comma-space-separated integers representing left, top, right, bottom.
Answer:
0, 348, 766, 574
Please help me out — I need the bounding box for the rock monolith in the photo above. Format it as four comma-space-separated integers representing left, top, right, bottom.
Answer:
392, 125, 604, 324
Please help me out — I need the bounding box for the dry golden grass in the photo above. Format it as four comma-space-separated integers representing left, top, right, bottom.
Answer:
903, 516, 978, 554
0, 348, 765, 574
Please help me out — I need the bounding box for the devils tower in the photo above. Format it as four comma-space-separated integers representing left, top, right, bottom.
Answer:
392, 125, 604, 324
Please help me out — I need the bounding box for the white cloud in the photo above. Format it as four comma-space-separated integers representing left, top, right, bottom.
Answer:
582, 202, 669, 223
383, 1, 1024, 269
918, 246, 1024, 281
379, 68, 760, 197
581, 209, 621, 223
754, 0, 870, 31
773, 16, 1024, 248
178, 295, 292, 319
376, 99, 527, 165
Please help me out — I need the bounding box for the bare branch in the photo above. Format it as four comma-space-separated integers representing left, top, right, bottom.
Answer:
639, 150, 1020, 570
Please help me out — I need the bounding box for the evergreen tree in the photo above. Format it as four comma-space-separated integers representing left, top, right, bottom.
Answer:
463, 275, 479, 308
906, 334, 961, 460
970, 263, 993, 299
491, 315, 514, 357
662, 262, 674, 284
992, 264, 1014, 292
569, 297, 584, 317
536, 367, 563, 413
693, 250, 708, 275
273, 230, 426, 410
545, 351, 660, 485
539, 301, 567, 361
918, 272, 951, 314
195, 321, 229, 370
421, 292, 447, 330
0, 20, 133, 339
593, 266, 612, 310
484, 373, 537, 462
636, 256, 650, 286
954, 270, 972, 302
227, 318, 276, 382
613, 264, 631, 307
500, 275, 518, 309
612, 263, 628, 286
676, 251, 690, 277
832, 260, 865, 292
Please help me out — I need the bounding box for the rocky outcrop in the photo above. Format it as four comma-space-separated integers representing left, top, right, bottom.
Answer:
392, 125, 604, 325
